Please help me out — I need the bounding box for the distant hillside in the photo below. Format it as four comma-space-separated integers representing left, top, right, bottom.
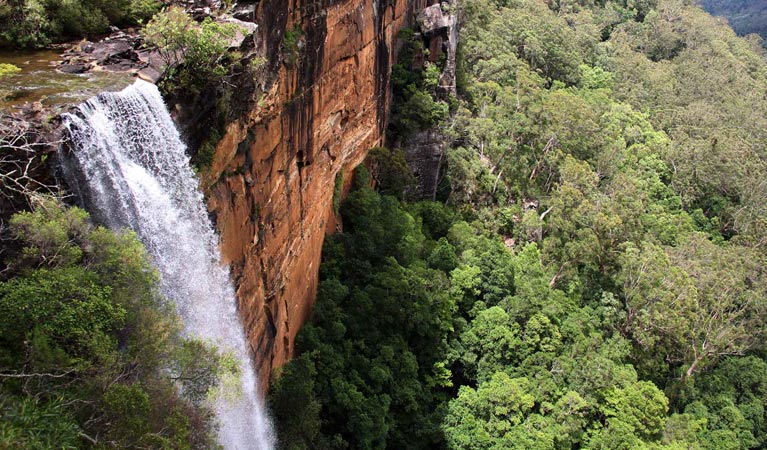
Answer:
700, 0, 767, 41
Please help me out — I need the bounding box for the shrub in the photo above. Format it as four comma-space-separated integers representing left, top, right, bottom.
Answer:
0, 64, 21, 78
143, 6, 242, 92
282, 25, 303, 66
127, 0, 160, 23
0, 64, 21, 101
0, 199, 224, 447
366, 146, 416, 199
0, 0, 163, 48
0, 0, 52, 48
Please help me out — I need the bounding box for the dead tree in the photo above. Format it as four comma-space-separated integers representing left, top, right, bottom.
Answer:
0, 113, 63, 214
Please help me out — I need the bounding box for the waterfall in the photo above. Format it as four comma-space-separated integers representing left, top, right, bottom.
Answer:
61, 79, 274, 450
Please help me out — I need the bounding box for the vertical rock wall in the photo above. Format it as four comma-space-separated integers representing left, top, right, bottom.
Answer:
399, 0, 458, 201
202, 0, 431, 391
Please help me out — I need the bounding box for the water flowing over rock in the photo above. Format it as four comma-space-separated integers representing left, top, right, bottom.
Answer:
61, 79, 274, 450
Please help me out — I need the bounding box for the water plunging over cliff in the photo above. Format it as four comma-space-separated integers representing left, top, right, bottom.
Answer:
62, 79, 274, 450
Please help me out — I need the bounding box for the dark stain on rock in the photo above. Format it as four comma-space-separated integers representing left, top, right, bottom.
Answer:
374, 0, 392, 136
260, 0, 291, 72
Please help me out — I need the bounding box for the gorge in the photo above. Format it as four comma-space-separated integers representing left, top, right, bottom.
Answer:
4, 0, 767, 448
199, 0, 436, 388
1, 1, 452, 446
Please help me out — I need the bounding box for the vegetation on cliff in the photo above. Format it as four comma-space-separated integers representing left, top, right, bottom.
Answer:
143, 6, 243, 94
389, 27, 451, 136
138, 6, 263, 172
0, 199, 232, 448
270, 0, 767, 449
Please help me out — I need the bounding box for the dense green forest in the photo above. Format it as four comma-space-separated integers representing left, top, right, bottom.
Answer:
270, 0, 767, 449
3, 0, 767, 447
0, 198, 232, 448
0, 0, 160, 48
700, 0, 767, 42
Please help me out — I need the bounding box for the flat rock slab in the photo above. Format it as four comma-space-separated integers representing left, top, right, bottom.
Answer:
138, 65, 162, 84
59, 31, 144, 75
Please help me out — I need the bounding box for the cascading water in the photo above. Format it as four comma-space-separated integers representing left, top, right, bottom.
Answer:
61, 79, 274, 450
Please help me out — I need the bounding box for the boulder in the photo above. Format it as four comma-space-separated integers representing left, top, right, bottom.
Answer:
59, 30, 144, 74
80, 41, 96, 53
138, 66, 163, 84
58, 63, 88, 74
232, 3, 257, 21
220, 16, 258, 49
416, 4, 452, 36
93, 41, 137, 65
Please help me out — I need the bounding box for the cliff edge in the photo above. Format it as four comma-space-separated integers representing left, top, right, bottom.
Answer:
201, 0, 433, 391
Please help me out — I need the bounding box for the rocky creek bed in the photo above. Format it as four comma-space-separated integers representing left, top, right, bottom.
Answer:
0, 30, 163, 111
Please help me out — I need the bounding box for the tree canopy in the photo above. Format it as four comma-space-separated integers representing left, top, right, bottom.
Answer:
270, 0, 767, 449
0, 199, 228, 448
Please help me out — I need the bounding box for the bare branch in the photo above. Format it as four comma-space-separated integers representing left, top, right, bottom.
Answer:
0, 113, 64, 209
0, 369, 75, 379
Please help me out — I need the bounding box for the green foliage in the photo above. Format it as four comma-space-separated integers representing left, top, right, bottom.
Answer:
0, 0, 52, 48
366, 147, 416, 200
0, 267, 124, 367
443, 373, 537, 450
0, 394, 81, 449
428, 237, 459, 273
0, 0, 160, 48
8, 203, 89, 269
392, 86, 449, 134
271, 184, 458, 449
127, 0, 160, 23
196, 127, 222, 170
618, 237, 767, 379
143, 6, 241, 92
602, 381, 669, 439
282, 25, 303, 66
272, 0, 767, 449
389, 29, 451, 136
269, 356, 321, 450
0, 64, 20, 78
459, 306, 520, 382
0, 199, 224, 448
332, 171, 343, 214
170, 338, 241, 407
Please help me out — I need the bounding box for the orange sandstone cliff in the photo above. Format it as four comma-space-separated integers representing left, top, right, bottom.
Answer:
201, 0, 432, 391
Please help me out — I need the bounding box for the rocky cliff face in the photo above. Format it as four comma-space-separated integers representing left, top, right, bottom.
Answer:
399, 1, 458, 200
201, 0, 432, 391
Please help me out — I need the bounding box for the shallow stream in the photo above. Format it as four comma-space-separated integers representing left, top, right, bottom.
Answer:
0, 49, 133, 110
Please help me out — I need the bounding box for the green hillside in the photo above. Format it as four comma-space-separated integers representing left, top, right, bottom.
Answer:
270, 0, 767, 449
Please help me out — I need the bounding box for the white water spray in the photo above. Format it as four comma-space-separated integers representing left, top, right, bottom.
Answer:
62, 79, 274, 450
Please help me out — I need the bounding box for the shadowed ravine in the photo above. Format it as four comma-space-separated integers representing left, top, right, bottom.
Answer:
61, 79, 274, 450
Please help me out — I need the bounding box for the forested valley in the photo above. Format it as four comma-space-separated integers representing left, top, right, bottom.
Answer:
699, 0, 767, 42
269, 0, 767, 449
2, 0, 767, 448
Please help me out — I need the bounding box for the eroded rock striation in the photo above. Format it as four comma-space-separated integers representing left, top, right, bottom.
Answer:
202, 0, 434, 391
